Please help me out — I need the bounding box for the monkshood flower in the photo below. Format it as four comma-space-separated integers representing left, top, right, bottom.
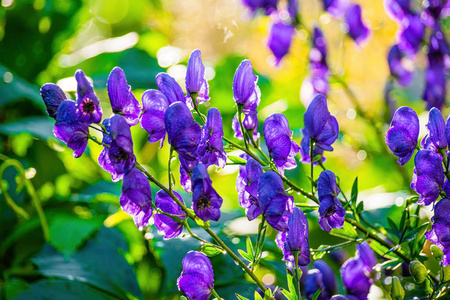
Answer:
303, 93, 339, 155
153, 190, 186, 239
385, 106, 420, 165
384, 0, 411, 22
258, 171, 294, 231
241, 0, 278, 15
74, 69, 102, 124
304, 261, 338, 300
107, 67, 141, 126
317, 170, 345, 232
344, 4, 370, 46
177, 251, 214, 300
40, 83, 66, 119
233, 59, 261, 112
411, 150, 444, 206
198, 108, 227, 169
321, 0, 349, 18
53, 100, 89, 158
426, 198, 450, 266
341, 241, 377, 300
232, 112, 260, 141
388, 44, 413, 87
140, 89, 170, 145
284, 207, 310, 265
299, 128, 325, 164
99, 115, 136, 182
120, 168, 152, 230
314, 260, 338, 298
179, 157, 199, 193
155, 72, 186, 105
191, 163, 223, 222
422, 107, 447, 151
185, 49, 209, 105
397, 14, 425, 55
263, 113, 300, 175
237, 158, 264, 221
268, 21, 295, 66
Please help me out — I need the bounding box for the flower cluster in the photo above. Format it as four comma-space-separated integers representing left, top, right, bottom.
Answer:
177, 251, 214, 300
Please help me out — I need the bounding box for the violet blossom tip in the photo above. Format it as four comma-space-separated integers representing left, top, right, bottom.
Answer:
74, 69, 102, 124
40, 83, 66, 119
186, 49, 209, 104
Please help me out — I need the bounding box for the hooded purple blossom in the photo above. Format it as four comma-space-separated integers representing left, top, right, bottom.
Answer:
177, 251, 214, 300
191, 163, 223, 222
186, 49, 209, 105
318, 170, 345, 232
304, 260, 337, 300
268, 21, 295, 66
426, 198, 450, 266
40, 83, 66, 119
140, 89, 169, 146
263, 113, 300, 175
237, 158, 264, 221
155, 72, 186, 105
397, 14, 425, 55
107, 67, 141, 126
283, 207, 310, 265
299, 128, 326, 164
384, 0, 410, 22
341, 241, 377, 300
385, 106, 420, 165
53, 100, 89, 158
411, 150, 444, 206
322, 0, 349, 18
258, 171, 294, 231
153, 190, 186, 239
120, 168, 152, 230
422, 107, 448, 151
74, 70, 102, 124
232, 112, 260, 141
344, 4, 370, 46
241, 0, 278, 15
233, 60, 261, 112
388, 44, 413, 86
98, 115, 136, 182
198, 108, 227, 169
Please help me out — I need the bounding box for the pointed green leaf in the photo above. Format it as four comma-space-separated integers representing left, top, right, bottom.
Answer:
402, 222, 429, 243
286, 270, 298, 298
350, 177, 358, 207
238, 249, 253, 262
200, 244, 222, 257
235, 294, 250, 300
246, 236, 254, 259
228, 156, 247, 164
330, 222, 359, 239
254, 291, 263, 300
311, 288, 322, 300
281, 289, 296, 300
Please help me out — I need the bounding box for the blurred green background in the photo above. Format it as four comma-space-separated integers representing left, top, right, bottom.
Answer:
0, 0, 442, 299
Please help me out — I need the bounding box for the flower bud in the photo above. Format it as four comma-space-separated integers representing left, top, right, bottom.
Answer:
390, 276, 405, 300
430, 244, 444, 261
409, 260, 427, 283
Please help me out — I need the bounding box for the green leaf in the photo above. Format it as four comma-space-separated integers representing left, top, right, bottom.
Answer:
0, 117, 54, 140
264, 288, 274, 299
369, 240, 400, 260
200, 244, 223, 257
350, 177, 358, 207
246, 236, 254, 259
236, 294, 251, 300
281, 289, 296, 300
387, 217, 399, 232
286, 269, 297, 298
238, 249, 253, 262
311, 288, 322, 300
330, 221, 359, 239
356, 201, 364, 214
254, 291, 263, 300
228, 155, 247, 164
444, 265, 450, 282
402, 222, 430, 243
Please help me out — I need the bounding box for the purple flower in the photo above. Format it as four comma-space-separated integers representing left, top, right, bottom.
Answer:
40, 83, 66, 119
284, 207, 310, 265
304, 261, 338, 300
241, 0, 278, 15
330, 295, 359, 300
300, 128, 326, 164
74, 70, 102, 124
397, 14, 425, 55
191, 163, 223, 222
385, 106, 420, 165
384, 0, 410, 22
232, 112, 260, 141
53, 100, 89, 158
310, 27, 328, 69
140, 89, 169, 145
322, 0, 349, 18
198, 108, 227, 169
98, 115, 136, 182
155, 72, 186, 104
268, 21, 295, 66
186, 49, 209, 105
233, 60, 261, 111
177, 251, 214, 300
344, 4, 370, 46
423, 107, 447, 151
426, 198, 450, 266
341, 241, 377, 300
237, 158, 264, 221
263, 113, 300, 175
107, 67, 141, 126
153, 190, 186, 239
318, 170, 345, 232
411, 150, 444, 206
388, 44, 413, 86
422, 0, 447, 27
314, 260, 338, 297
258, 171, 294, 231
120, 168, 152, 230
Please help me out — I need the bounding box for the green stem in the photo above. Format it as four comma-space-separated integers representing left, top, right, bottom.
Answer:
237, 105, 249, 150
252, 217, 266, 268
211, 288, 223, 300
168, 147, 174, 191
294, 252, 301, 300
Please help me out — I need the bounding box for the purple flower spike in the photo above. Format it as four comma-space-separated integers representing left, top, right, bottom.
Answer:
238, 158, 264, 221
384, 0, 410, 22
233, 60, 261, 111
40, 83, 66, 119
177, 251, 214, 300
154, 190, 186, 239
120, 168, 152, 230
198, 108, 227, 169
241, 0, 278, 15
258, 171, 294, 232
411, 150, 444, 206
268, 21, 295, 66
191, 163, 223, 222
263, 113, 300, 175
74, 70, 102, 124
98, 115, 136, 182
284, 207, 310, 265
397, 14, 425, 55
140, 89, 170, 145
425, 107, 447, 151
322, 0, 349, 18
426, 198, 450, 266
388, 44, 413, 87
165, 102, 201, 163
385, 106, 420, 165
341, 241, 377, 300
107, 67, 141, 126
53, 100, 89, 158
344, 4, 370, 46
318, 170, 345, 232
186, 49, 209, 105
155, 73, 186, 105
